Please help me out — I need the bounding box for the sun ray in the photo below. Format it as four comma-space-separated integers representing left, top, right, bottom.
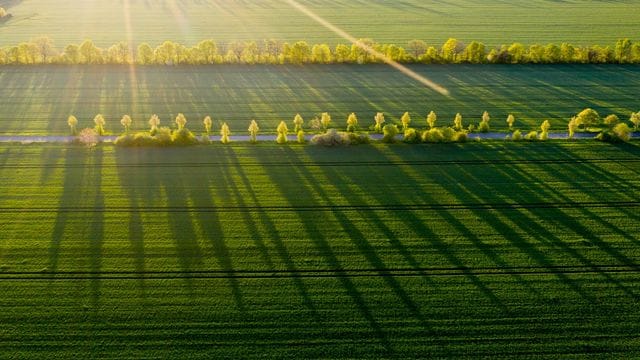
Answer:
284, 0, 450, 97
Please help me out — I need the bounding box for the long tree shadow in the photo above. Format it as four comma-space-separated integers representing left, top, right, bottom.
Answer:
181, 147, 244, 312
49, 146, 87, 273
114, 148, 149, 299
87, 146, 105, 308
223, 145, 321, 318
258, 146, 394, 355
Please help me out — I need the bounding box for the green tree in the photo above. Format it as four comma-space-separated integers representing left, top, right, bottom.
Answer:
441, 38, 462, 63
311, 44, 332, 64
540, 120, 551, 140
400, 112, 411, 131
568, 117, 579, 139
220, 122, 231, 144
506, 114, 515, 130
137, 43, 155, 64
453, 113, 463, 131
149, 114, 160, 134
62, 44, 81, 64
321, 112, 332, 130
478, 111, 490, 132
508, 43, 525, 63
604, 114, 619, 127
575, 108, 600, 128
67, 115, 78, 135
120, 115, 132, 133
426, 111, 437, 129
79, 39, 103, 64
374, 112, 385, 132
462, 41, 486, 63
276, 121, 289, 144
290, 41, 311, 64
203, 116, 212, 134
630, 112, 640, 131
346, 113, 358, 132
407, 40, 427, 61
175, 113, 187, 130
197, 39, 218, 64
248, 120, 260, 143
334, 44, 350, 63
32, 37, 56, 64
293, 114, 304, 133
615, 39, 633, 63
94, 114, 106, 135
612, 123, 632, 141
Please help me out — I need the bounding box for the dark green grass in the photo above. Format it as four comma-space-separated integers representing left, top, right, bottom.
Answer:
1, 141, 640, 357
0, 0, 638, 47
0, 64, 638, 135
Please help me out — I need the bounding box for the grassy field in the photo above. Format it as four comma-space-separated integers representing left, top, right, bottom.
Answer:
0, 0, 639, 48
1, 141, 640, 357
0, 64, 638, 135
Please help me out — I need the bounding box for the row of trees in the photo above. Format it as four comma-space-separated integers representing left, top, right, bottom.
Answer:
67, 109, 637, 147
2, 37, 640, 65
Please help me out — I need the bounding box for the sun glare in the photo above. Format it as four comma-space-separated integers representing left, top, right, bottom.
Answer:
285, 0, 450, 96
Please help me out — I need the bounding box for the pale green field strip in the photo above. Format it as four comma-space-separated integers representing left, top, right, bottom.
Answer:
0, 0, 639, 47
0, 64, 638, 135
1, 142, 640, 357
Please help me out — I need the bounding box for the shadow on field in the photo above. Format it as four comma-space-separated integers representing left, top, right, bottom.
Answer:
48, 145, 105, 308
254, 145, 395, 356
384, 142, 640, 301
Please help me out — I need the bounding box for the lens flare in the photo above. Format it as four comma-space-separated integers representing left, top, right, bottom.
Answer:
284, 0, 450, 97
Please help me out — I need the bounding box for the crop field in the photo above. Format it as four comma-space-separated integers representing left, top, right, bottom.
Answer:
0, 64, 639, 135
1, 0, 639, 47
1, 141, 640, 357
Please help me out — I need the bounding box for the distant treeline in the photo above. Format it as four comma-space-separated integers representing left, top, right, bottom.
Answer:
1, 38, 640, 65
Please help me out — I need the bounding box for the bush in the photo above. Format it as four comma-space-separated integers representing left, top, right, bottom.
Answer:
403, 128, 421, 143
382, 124, 399, 143
478, 120, 490, 133
525, 131, 538, 141
452, 131, 467, 143
76, 128, 98, 147
597, 123, 632, 143
511, 129, 522, 141
467, 124, 476, 133
422, 128, 445, 143
172, 128, 198, 146
155, 127, 173, 146
297, 130, 306, 143
310, 129, 369, 146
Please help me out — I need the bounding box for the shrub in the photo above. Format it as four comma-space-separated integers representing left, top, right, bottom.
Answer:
441, 127, 455, 142
77, 128, 98, 147
604, 114, 619, 127
172, 128, 197, 146
297, 129, 306, 143
403, 128, 421, 143
597, 123, 632, 142
512, 129, 523, 141
155, 127, 173, 146
467, 124, 476, 133
525, 131, 538, 141
422, 128, 445, 143
452, 131, 467, 143
382, 124, 399, 143
310, 129, 368, 146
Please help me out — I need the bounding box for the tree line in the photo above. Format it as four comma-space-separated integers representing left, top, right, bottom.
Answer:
1, 37, 640, 65
65, 109, 638, 147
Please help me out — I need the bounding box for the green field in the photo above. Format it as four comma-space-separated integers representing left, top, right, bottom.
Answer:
1, 141, 640, 357
1, 0, 639, 48
0, 64, 638, 135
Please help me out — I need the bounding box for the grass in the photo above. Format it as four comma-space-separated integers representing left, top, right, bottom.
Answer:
0, 0, 639, 48
1, 141, 640, 357
0, 64, 638, 135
